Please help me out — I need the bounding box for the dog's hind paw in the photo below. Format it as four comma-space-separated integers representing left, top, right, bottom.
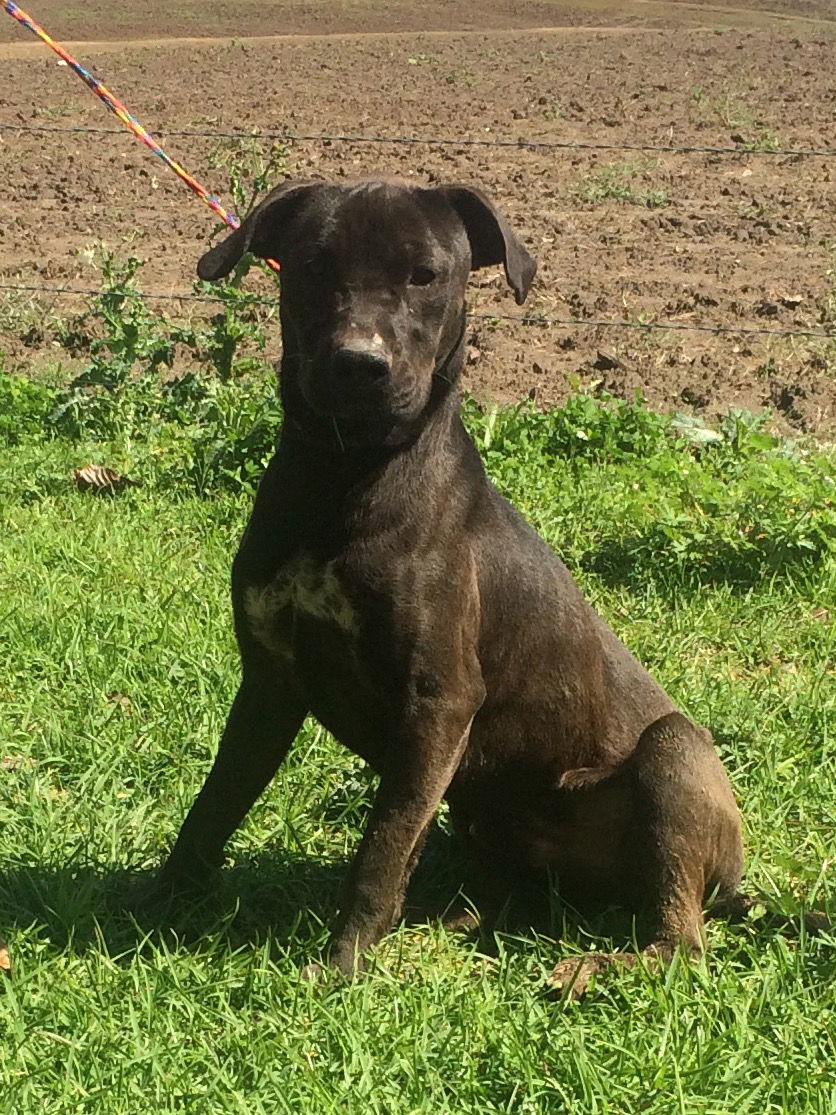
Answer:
798, 911, 831, 936
544, 947, 659, 1000
440, 907, 481, 935
545, 953, 620, 1000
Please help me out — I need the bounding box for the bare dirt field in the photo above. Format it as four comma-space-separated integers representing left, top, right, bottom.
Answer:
1, 0, 835, 433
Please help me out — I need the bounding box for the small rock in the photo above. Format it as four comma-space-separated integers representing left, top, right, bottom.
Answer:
593, 350, 624, 372
756, 300, 779, 318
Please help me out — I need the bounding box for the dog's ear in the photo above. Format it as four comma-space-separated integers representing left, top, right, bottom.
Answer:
197, 179, 321, 281
433, 185, 537, 305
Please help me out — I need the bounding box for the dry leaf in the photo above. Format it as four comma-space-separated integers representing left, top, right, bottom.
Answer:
0, 942, 10, 975
73, 465, 138, 495
1, 756, 29, 771
106, 691, 134, 712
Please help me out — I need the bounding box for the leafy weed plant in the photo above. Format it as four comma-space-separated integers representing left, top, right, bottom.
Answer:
574, 162, 669, 209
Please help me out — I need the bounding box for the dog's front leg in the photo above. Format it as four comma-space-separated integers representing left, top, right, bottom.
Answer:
155, 665, 307, 899
328, 679, 484, 976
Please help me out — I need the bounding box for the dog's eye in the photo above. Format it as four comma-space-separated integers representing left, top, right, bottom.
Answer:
303, 252, 333, 280
409, 266, 436, 287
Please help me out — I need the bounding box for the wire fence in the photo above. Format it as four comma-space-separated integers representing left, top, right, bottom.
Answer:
0, 282, 832, 341
2, 121, 835, 159
2, 120, 835, 343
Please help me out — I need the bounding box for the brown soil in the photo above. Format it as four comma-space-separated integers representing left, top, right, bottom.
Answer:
1, 1, 835, 434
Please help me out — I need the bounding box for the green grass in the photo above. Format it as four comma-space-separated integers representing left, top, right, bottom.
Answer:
1, 366, 835, 1113
574, 162, 670, 209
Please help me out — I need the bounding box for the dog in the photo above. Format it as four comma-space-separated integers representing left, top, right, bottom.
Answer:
153, 177, 747, 993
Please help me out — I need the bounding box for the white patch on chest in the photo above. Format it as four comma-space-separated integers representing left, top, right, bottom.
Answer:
244, 555, 357, 658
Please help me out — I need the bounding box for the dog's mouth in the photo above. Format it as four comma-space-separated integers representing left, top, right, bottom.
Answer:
292, 350, 429, 429
300, 362, 390, 419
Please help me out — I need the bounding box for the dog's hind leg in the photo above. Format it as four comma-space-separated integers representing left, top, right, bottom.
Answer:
548, 711, 744, 998
437, 834, 522, 935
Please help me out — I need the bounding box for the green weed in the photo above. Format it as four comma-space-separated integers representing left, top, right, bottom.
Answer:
575, 162, 669, 208
0, 289, 49, 349
690, 83, 781, 149
40, 250, 277, 464
406, 51, 440, 67
744, 129, 782, 153
207, 134, 291, 226
540, 98, 564, 121
33, 97, 78, 119
0, 369, 54, 445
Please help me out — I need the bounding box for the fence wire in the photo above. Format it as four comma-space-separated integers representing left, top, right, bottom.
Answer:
1, 121, 835, 159
2, 120, 834, 342
1, 282, 833, 341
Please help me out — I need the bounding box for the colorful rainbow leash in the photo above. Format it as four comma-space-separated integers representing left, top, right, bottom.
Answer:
2, 1, 280, 273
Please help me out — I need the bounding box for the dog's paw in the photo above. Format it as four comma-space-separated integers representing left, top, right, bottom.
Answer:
298, 957, 355, 987
545, 953, 616, 1000
119, 867, 211, 921
441, 907, 481, 935
800, 911, 831, 936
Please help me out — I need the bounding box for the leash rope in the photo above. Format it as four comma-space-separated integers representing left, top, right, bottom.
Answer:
1, 1, 280, 274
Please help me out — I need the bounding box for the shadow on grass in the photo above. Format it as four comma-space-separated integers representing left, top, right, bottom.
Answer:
0, 850, 347, 966
0, 829, 644, 970
3, 828, 827, 975
0, 826, 462, 962
579, 534, 825, 594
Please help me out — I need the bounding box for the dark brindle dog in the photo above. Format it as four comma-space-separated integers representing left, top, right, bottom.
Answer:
154, 178, 747, 992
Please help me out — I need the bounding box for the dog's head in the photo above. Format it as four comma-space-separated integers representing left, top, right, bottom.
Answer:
198, 178, 536, 442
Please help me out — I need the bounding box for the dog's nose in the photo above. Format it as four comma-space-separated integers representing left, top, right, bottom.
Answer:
330, 345, 391, 383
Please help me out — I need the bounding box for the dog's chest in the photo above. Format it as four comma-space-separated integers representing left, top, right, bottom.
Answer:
244, 554, 358, 660
242, 553, 390, 763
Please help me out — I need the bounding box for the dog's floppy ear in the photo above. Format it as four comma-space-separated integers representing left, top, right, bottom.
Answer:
433, 185, 537, 305
197, 178, 321, 281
